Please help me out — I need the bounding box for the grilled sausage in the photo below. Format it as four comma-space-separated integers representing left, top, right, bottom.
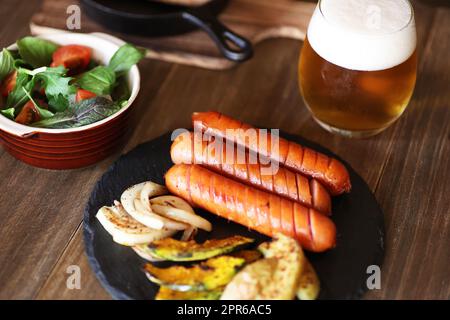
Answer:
192, 111, 351, 195
170, 132, 332, 215
165, 164, 337, 252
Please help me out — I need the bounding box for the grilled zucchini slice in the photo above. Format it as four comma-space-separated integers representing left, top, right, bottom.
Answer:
147, 236, 254, 261
132, 245, 163, 262
144, 256, 246, 291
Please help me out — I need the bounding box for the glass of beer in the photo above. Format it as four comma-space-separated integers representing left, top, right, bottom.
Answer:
299, 0, 417, 137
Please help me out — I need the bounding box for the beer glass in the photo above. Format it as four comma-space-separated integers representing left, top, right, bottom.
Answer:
299, 0, 417, 137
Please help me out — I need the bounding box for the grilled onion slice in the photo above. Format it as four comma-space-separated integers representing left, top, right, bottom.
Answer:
121, 182, 168, 229
96, 203, 175, 246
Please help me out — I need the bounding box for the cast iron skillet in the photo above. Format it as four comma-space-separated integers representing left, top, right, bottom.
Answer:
84, 131, 385, 300
81, 0, 253, 62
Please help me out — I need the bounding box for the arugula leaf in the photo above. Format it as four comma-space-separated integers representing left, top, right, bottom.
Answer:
0, 108, 15, 120
34, 67, 74, 97
34, 66, 76, 112
108, 44, 145, 74
0, 49, 15, 82
33, 97, 122, 128
47, 93, 72, 112
76, 66, 116, 95
5, 66, 75, 112
17, 37, 58, 68
5, 71, 33, 109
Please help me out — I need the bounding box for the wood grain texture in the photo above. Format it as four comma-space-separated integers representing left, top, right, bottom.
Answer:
364, 6, 450, 300
30, 0, 315, 69
35, 224, 110, 300
0, 0, 448, 299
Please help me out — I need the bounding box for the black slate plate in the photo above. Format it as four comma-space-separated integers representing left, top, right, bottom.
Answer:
84, 132, 384, 300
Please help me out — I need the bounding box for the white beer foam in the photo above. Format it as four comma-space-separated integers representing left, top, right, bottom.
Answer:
307, 0, 416, 71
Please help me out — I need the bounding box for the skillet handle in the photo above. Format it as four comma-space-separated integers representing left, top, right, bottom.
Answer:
181, 11, 253, 62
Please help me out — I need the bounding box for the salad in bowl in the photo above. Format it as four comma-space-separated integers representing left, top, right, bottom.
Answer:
0, 33, 143, 169
0, 36, 144, 128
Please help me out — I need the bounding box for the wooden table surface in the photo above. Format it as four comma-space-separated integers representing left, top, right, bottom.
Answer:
0, 0, 448, 300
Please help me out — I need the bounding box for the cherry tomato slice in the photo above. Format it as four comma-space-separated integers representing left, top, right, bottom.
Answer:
75, 89, 96, 102
51, 45, 92, 74
15, 99, 48, 125
1, 70, 17, 97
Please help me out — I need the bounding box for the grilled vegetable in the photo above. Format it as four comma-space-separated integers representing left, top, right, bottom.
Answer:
296, 260, 320, 300
95, 202, 175, 246
149, 195, 194, 213
221, 258, 279, 300
151, 204, 212, 232
132, 245, 163, 262
120, 181, 172, 230
133, 198, 188, 231
221, 234, 304, 300
147, 236, 254, 262
155, 287, 223, 300
144, 256, 246, 291
180, 226, 197, 241
259, 234, 320, 300
147, 195, 212, 232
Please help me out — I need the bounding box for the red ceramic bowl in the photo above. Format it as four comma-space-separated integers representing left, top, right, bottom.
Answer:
0, 33, 141, 169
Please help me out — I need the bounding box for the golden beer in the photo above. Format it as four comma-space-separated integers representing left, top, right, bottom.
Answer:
299, 0, 417, 137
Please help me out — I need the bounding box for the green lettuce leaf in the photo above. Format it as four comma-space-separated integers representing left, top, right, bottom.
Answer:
108, 44, 145, 74
0, 49, 15, 82
76, 66, 116, 95
17, 37, 58, 68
